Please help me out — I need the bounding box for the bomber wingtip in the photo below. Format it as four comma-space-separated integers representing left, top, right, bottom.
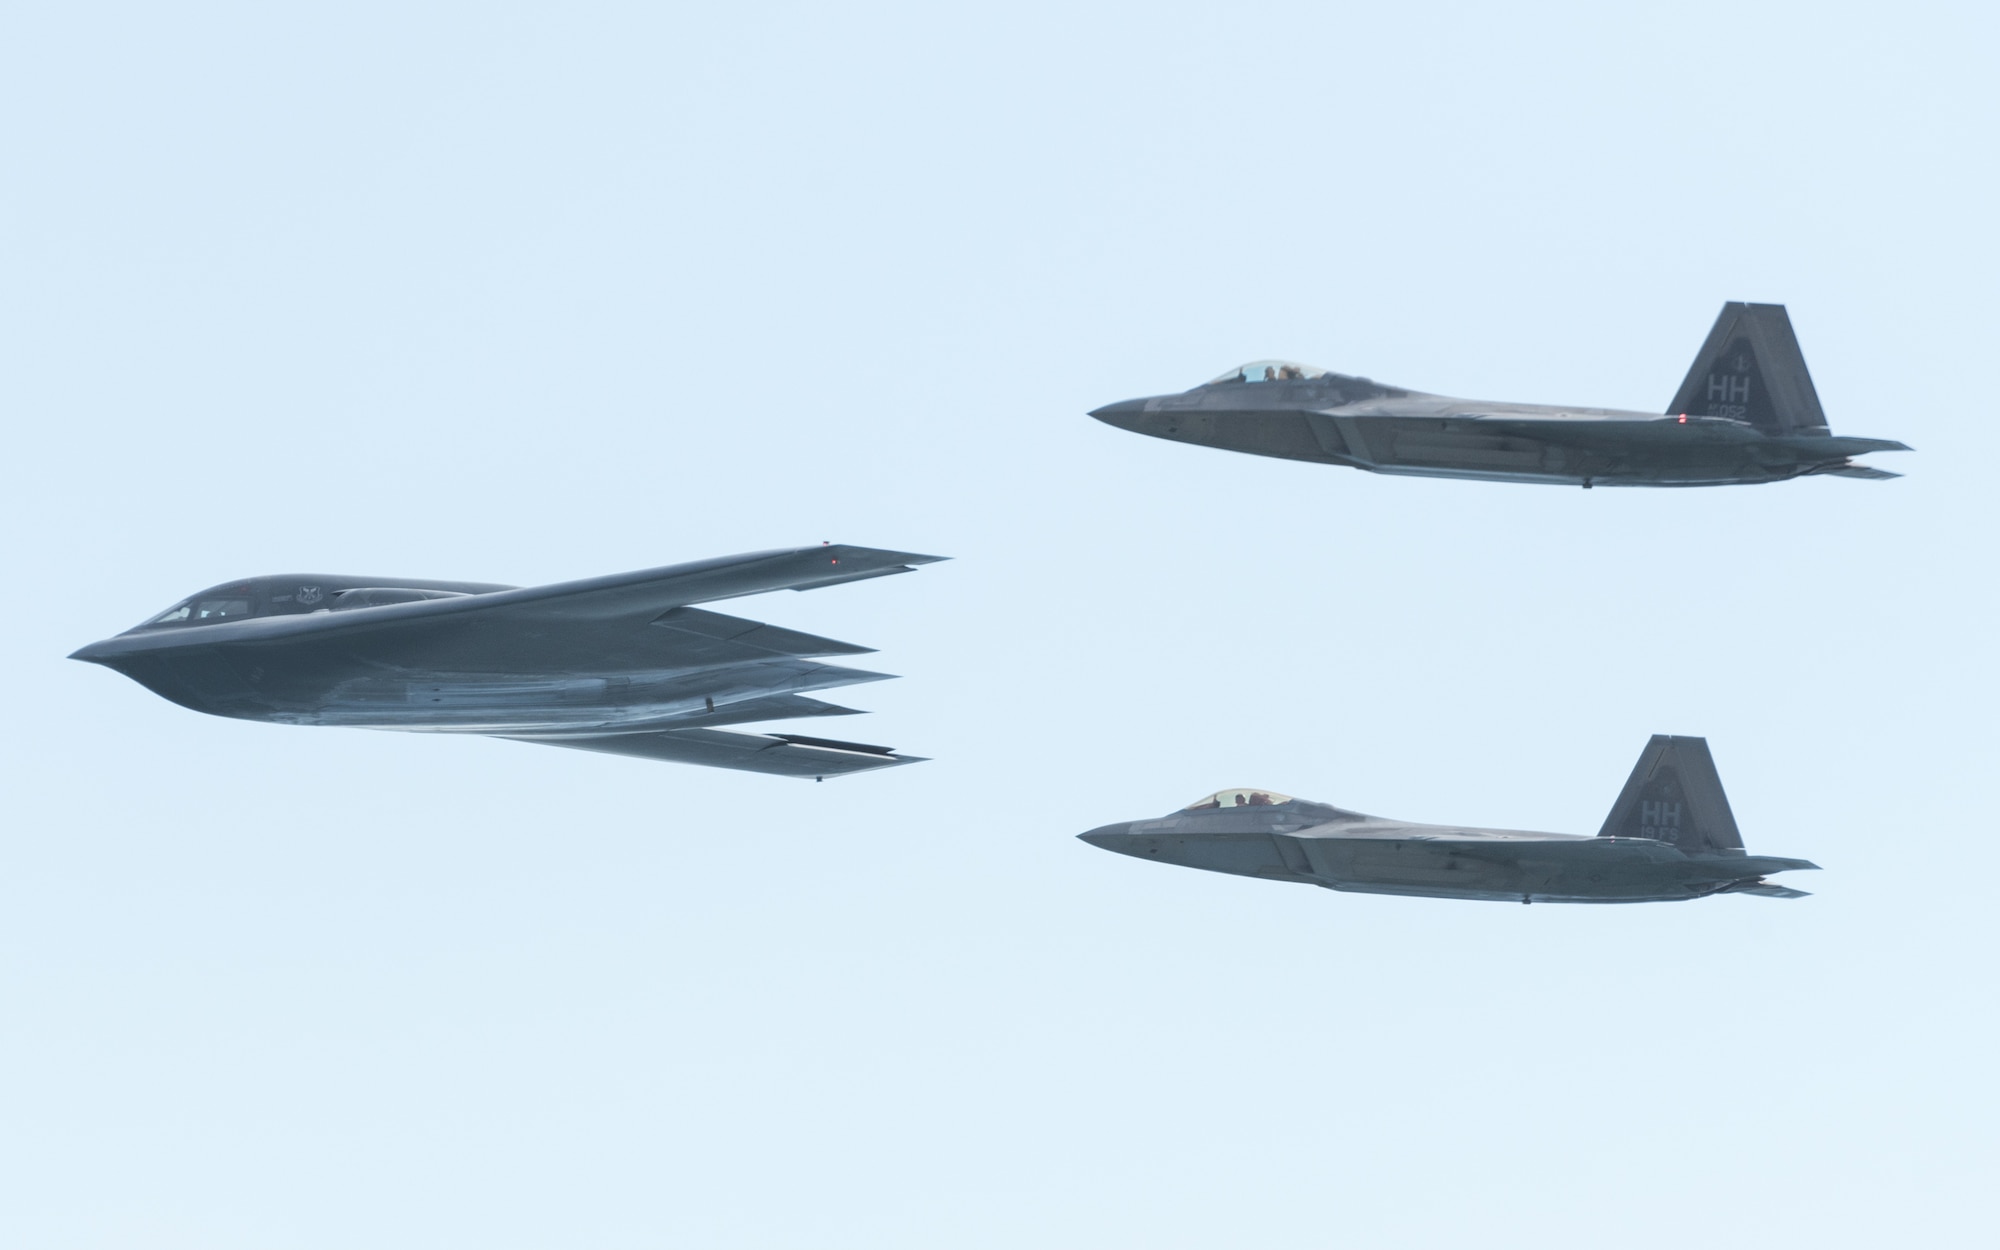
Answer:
819, 543, 950, 566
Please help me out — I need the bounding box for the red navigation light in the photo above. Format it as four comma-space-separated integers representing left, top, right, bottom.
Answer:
1678, 414, 1688, 424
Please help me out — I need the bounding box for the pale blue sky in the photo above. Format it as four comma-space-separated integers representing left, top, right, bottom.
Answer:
4, 3, 1995, 1247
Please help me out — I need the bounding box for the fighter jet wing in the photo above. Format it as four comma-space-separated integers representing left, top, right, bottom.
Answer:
1360, 832, 1658, 862
1435, 414, 1766, 447
500, 727, 923, 778
1439, 416, 1911, 460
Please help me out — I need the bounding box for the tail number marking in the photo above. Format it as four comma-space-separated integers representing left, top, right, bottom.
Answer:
1706, 374, 1752, 404
1640, 799, 1682, 839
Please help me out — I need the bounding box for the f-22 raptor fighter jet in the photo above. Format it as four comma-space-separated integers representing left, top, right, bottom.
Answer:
1079, 736, 1818, 903
71, 544, 943, 779
1092, 303, 1906, 487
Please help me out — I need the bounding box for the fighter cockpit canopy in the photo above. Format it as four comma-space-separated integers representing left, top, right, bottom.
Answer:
1184, 788, 1295, 810
1205, 361, 1333, 385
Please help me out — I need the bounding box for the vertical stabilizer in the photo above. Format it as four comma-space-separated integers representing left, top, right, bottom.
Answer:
1597, 735, 1745, 854
1667, 303, 1828, 433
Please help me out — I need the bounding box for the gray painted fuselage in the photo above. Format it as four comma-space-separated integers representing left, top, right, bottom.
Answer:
1079, 737, 1817, 904
1090, 303, 1906, 487
1081, 803, 1812, 904
1092, 387, 1896, 487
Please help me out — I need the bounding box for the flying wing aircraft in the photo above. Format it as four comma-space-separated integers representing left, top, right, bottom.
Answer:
1091, 303, 1906, 487
1078, 736, 1817, 903
71, 544, 945, 779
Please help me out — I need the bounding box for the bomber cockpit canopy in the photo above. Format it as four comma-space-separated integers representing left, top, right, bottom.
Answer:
123, 575, 513, 635
146, 595, 253, 627
1206, 360, 1333, 385
1184, 788, 1295, 810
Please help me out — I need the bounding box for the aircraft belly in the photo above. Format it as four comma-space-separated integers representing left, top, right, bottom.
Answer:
1316, 875, 1696, 903
1362, 461, 1590, 486
1308, 415, 1819, 486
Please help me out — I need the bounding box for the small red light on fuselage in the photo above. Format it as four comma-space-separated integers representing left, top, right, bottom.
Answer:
1678, 414, 1687, 423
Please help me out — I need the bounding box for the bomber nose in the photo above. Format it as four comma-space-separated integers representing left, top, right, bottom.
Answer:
1088, 398, 1153, 433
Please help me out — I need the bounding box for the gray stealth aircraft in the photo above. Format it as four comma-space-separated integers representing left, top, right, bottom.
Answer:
1092, 303, 1906, 487
70, 544, 944, 779
1079, 736, 1817, 903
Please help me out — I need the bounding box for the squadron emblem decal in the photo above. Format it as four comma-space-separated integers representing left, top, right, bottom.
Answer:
297, 586, 323, 605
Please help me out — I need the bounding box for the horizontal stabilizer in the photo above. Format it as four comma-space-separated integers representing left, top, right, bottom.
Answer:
1810, 463, 1902, 481
501, 726, 924, 778
1772, 434, 1910, 456
1716, 880, 1812, 900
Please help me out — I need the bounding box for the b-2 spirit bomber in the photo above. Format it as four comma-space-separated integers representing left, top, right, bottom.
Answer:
1079, 736, 1817, 904
71, 544, 944, 779
1091, 303, 1906, 487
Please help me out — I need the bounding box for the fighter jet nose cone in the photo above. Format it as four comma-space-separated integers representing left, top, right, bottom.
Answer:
68, 641, 111, 664
1078, 822, 1136, 850
1088, 399, 1151, 433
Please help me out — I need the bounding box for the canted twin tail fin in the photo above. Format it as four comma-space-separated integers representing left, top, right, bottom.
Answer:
1668, 303, 1828, 434
1597, 735, 1745, 855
